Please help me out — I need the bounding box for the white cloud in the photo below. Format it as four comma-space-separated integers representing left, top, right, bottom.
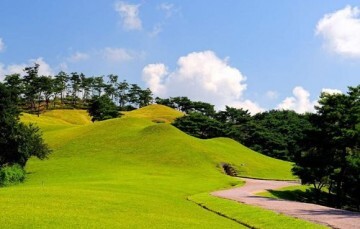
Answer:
142, 63, 167, 94
277, 86, 317, 113
102, 47, 135, 62
149, 24, 163, 37
0, 38, 4, 52
321, 88, 342, 95
316, 5, 360, 58
67, 52, 89, 63
58, 62, 68, 72
0, 57, 54, 81
114, 1, 142, 30
142, 50, 263, 114
232, 100, 264, 114
265, 90, 279, 100
31, 57, 54, 76
159, 3, 175, 18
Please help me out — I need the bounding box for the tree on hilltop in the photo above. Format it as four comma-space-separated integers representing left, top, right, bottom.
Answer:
87, 95, 120, 122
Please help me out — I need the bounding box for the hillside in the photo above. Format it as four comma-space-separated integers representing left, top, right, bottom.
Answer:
0, 105, 296, 228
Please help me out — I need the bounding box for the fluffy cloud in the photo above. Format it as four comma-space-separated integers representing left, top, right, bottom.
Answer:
142, 63, 167, 94
321, 88, 342, 95
102, 47, 134, 62
67, 52, 89, 63
115, 1, 142, 30
265, 90, 279, 100
0, 57, 54, 81
277, 86, 317, 113
233, 100, 264, 114
0, 38, 4, 52
316, 5, 360, 58
142, 50, 263, 114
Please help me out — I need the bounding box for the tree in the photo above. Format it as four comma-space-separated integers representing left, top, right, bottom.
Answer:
105, 74, 118, 101
293, 86, 360, 208
215, 106, 252, 143
53, 71, 69, 107
245, 110, 311, 161
117, 80, 129, 110
4, 74, 23, 103
128, 84, 141, 108
87, 95, 120, 122
173, 112, 225, 139
81, 76, 93, 103
38, 76, 54, 110
0, 83, 51, 168
23, 63, 40, 112
138, 88, 153, 107
92, 76, 104, 97
70, 72, 82, 106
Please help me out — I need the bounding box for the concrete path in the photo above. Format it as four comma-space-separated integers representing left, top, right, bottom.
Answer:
212, 178, 360, 229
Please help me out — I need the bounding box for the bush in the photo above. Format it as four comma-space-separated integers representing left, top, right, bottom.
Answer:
0, 164, 25, 186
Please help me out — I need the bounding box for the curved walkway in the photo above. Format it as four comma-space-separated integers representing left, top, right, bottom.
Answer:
212, 178, 360, 229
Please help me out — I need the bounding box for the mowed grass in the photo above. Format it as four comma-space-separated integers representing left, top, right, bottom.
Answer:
0, 104, 308, 228
257, 185, 312, 200
189, 193, 327, 229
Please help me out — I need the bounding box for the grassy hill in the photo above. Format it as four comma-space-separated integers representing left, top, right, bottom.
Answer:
0, 104, 309, 228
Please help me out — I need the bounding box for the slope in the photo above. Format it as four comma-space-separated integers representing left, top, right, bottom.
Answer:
0, 105, 300, 228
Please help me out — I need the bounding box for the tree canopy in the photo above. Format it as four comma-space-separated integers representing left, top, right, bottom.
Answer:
292, 86, 360, 208
87, 95, 120, 122
0, 83, 51, 168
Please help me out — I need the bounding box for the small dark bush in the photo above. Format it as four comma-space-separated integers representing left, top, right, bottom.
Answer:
0, 164, 25, 186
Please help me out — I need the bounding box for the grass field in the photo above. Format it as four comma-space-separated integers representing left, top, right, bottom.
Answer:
0, 104, 321, 228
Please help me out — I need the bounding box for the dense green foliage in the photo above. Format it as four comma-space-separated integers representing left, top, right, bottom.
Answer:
87, 95, 120, 122
245, 110, 312, 160
3, 64, 153, 115
171, 98, 310, 161
0, 164, 25, 186
173, 112, 225, 138
0, 83, 51, 169
293, 86, 360, 209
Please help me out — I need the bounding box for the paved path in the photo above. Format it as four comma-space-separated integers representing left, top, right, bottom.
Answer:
212, 178, 360, 229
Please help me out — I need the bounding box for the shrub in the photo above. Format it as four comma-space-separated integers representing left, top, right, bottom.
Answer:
0, 164, 25, 186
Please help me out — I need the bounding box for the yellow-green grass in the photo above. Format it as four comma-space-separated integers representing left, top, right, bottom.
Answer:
0, 105, 310, 228
123, 104, 184, 123
189, 193, 327, 229
257, 185, 312, 200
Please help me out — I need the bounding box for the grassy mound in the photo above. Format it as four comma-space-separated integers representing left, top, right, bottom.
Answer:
0, 106, 305, 228
123, 104, 184, 123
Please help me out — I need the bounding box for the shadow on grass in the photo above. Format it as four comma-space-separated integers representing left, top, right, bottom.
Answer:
266, 188, 359, 212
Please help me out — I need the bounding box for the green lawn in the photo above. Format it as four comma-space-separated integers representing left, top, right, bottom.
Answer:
257, 185, 313, 200
0, 105, 319, 228
189, 193, 327, 229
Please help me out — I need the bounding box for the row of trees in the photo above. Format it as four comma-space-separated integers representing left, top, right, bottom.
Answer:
165, 97, 309, 161
168, 86, 359, 210
3, 64, 153, 116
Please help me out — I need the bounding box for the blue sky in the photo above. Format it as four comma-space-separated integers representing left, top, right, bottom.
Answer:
0, 1, 359, 113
